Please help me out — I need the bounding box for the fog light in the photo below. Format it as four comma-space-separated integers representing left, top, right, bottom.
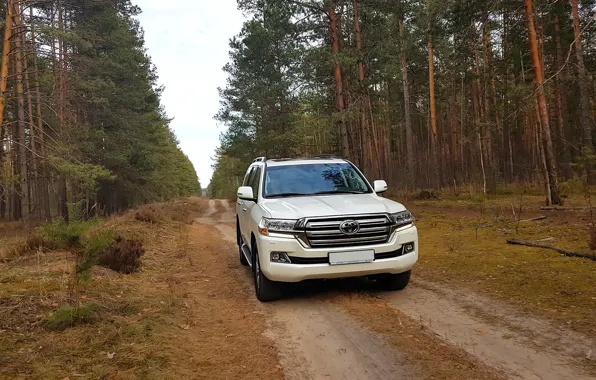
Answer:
270, 252, 291, 263
403, 243, 415, 254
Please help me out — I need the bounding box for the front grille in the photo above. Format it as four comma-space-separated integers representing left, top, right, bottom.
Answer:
303, 214, 392, 248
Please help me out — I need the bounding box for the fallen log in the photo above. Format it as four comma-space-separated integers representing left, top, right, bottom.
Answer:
540, 206, 588, 211
507, 239, 596, 261
519, 215, 547, 222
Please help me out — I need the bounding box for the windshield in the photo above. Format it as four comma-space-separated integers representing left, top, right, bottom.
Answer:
263, 163, 372, 198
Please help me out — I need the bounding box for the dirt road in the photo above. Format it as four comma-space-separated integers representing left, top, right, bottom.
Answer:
197, 200, 596, 380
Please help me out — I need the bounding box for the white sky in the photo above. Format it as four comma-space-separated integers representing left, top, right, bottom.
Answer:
135, 0, 245, 188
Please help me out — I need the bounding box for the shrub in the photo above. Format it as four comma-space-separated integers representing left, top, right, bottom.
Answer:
416, 189, 439, 200
44, 303, 98, 330
40, 220, 97, 247
99, 235, 144, 274
7, 233, 57, 259
134, 205, 161, 223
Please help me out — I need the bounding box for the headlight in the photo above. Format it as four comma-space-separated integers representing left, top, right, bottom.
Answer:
391, 211, 414, 227
259, 218, 298, 235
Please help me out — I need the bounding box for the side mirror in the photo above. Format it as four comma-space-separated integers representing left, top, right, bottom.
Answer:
237, 186, 255, 201
374, 180, 388, 194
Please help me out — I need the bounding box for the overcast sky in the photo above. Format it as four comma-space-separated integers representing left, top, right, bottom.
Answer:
135, 0, 245, 188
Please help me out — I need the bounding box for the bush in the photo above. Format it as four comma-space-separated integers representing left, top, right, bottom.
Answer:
44, 304, 98, 330
134, 205, 161, 223
7, 233, 57, 259
99, 235, 144, 274
416, 190, 439, 200
40, 220, 97, 247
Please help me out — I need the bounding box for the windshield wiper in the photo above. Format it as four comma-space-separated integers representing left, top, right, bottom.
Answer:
266, 192, 308, 198
313, 190, 367, 195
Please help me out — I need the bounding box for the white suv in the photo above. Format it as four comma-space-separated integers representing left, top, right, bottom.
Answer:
236, 156, 418, 302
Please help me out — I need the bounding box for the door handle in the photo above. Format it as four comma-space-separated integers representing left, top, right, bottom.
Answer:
242, 208, 247, 212
237, 201, 244, 206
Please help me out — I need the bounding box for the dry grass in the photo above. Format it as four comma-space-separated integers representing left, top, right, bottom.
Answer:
0, 197, 283, 380
396, 194, 596, 339
333, 294, 505, 380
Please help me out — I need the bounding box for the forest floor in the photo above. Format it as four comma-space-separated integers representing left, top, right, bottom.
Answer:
1, 195, 595, 379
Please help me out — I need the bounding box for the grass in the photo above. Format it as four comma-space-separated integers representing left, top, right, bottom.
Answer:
0, 197, 283, 380
44, 303, 98, 330
395, 193, 596, 339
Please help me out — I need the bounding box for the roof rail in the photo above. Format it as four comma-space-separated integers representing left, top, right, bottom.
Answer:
253, 157, 267, 163
313, 154, 342, 159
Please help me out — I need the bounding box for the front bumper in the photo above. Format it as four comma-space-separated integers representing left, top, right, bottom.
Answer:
258, 225, 418, 283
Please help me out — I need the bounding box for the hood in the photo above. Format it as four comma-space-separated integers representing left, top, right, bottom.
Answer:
260, 194, 406, 219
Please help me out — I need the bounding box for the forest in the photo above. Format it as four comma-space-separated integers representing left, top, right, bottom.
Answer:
0, 0, 201, 224
210, 0, 596, 205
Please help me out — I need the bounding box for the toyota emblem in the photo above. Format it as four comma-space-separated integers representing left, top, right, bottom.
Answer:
339, 220, 360, 236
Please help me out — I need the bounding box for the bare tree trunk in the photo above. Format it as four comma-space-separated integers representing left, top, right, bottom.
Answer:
428, 36, 439, 187
0, 0, 12, 126
400, 19, 414, 186
570, 0, 595, 184
30, 5, 50, 220
525, 0, 561, 205
329, 1, 349, 158
16, 3, 40, 219
0, 0, 13, 219
12, 0, 29, 222
56, 5, 68, 221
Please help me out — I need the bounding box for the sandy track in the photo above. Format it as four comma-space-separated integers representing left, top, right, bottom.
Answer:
197, 199, 595, 380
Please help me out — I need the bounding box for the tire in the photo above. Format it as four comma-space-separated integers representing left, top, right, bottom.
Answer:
377, 270, 411, 291
253, 245, 282, 302
237, 221, 249, 266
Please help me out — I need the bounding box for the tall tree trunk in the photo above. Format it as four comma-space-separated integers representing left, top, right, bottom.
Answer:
570, 0, 595, 184
30, 5, 50, 220
0, 0, 12, 219
428, 36, 439, 187
54, 5, 68, 221
0, 0, 12, 126
329, 1, 349, 158
525, 0, 561, 205
15, 3, 40, 219
400, 19, 414, 186
12, 0, 28, 222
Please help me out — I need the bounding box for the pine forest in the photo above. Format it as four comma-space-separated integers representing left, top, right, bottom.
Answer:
210, 0, 596, 206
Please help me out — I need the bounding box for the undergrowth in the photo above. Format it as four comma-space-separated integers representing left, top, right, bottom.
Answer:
44, 303, 98, 330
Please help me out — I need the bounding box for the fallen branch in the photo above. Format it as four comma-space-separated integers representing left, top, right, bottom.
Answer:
507, 239, 596, 261
519, 215, 547, 222
540, 206, 588, 211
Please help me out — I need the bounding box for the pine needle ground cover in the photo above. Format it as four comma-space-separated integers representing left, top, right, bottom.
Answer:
0, 198, 282, 380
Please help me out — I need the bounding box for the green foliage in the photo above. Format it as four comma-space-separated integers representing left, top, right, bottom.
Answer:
44, 304, 98, 330
39, 220, 99, 248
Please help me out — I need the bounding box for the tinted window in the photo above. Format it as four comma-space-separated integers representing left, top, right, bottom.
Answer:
249, 167, 262, 198
263, 163, 371, 198
243, 167, 254, 186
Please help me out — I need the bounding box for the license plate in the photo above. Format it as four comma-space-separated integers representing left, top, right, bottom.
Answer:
329, 250, 375, 266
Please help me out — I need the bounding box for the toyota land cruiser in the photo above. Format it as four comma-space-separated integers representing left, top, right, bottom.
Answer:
236, 156, 418, 302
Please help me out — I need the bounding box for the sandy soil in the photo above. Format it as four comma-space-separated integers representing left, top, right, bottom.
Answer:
196, 200, 596, 380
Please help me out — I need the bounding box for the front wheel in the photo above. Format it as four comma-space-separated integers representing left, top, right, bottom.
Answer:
253, 246, 282, 302
377, 270, 411, 291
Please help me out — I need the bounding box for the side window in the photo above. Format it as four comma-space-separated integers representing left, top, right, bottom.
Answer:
249, 167, 262, 199
243, 167, 255, 186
